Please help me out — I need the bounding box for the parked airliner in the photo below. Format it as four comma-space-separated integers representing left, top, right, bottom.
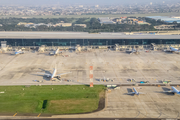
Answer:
49, 48, 62, 55
127, 87, 145, 95
14, 49, 24, 55
126, 49, 139, 55
163, 86, 180, 95
164, 47, 180, 53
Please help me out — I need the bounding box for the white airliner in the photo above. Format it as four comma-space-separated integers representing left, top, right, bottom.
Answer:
49, 48, 62, 55
38, 67, 71, 80
126, 49, 139, 55
163, 86, 180, 95
127, 87, 145, 95
164, 47, 180, 53
14, 49, 24, 55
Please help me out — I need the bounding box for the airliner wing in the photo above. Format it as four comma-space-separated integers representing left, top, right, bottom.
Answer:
58, 51, 63, 54
127, 92, 135, 95
126, 50, 132, 53
164, 50, 172, 52
163, 90, 173, 93
130, 51, 135, 55
174, 51, 180, 53
56, 72, 72, 76
37, 72, 51, 76
49, 52, 55, 55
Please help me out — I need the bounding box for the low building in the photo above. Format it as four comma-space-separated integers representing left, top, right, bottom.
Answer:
101, 21, 116, 24
74, 24, 87, 28
121, 17, 127, 19
54, 23, 72, 27
18, 22, 54, 28
98, 17, 116, 25
137, 21, 151, 25
17, 22, 72, 28
137, 21, 144, 24
17, 22, 28, 26
114, 18, 122, 22
154, 25, 177, 30
133, 19, 138, 22
171, 16, 180, 19
17, 22, 34, 26
128, 21, 133, 24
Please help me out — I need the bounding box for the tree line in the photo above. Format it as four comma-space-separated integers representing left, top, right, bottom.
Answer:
0, 17, 179, 32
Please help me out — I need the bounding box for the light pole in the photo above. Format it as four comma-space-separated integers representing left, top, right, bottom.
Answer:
88, 41, 89, 47
15, 42, 17, 50
106, 41, 108, 47
52, 42, 53, 47
83, 39, 84, 46
70, 41, 71, 47
33, 42, 35, 48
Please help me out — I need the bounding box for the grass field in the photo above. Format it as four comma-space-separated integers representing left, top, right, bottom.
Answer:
0, 12, 180, 18
0, 85, 105, 114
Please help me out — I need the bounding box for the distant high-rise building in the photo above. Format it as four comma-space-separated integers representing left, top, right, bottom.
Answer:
150, 2, 153, 5
79, 5, 83, 8
95, 5, 99, 8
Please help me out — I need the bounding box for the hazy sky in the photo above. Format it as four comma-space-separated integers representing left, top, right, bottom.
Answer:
0, 0, 179, 6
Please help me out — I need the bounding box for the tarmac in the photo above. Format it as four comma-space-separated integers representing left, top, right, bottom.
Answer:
50, 86, 180, 119
1, 49, 180, 119
0, 49, 180, 85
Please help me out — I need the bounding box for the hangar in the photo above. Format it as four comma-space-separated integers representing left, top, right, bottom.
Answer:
0, 32, 180, 46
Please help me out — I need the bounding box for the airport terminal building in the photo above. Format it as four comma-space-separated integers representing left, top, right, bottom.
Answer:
0, 32, 180, 46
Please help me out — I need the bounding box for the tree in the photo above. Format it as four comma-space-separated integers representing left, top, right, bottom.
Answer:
173, 21, 177, 24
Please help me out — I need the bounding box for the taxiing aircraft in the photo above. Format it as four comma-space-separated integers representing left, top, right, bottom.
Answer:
163, 86, 180, 95
14, 49, 24, 55
164, 47, 180, 53
49, 48, 62, 55
127, 87, 145, 95
38, 67, 71, 80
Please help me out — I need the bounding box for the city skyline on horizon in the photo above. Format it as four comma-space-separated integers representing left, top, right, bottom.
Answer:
0, 0, 179, 6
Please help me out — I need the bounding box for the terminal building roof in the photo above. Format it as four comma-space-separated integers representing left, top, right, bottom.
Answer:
0, 32, 179, 39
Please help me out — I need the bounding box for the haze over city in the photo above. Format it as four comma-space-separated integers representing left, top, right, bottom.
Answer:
0, 0, 179, 5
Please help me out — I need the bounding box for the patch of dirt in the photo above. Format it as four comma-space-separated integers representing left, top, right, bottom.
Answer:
16, 113, 39, 116
92, 98, 105, 112
92, 90, 105, 112
172, 66, 180, 71
121, 69, 137, 73
48, 90, 105, 115
95, 67, 105, 71
142, 69, 159, 72
0, 113, 14, 116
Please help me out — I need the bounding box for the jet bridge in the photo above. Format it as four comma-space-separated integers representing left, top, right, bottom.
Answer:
151, 43, 157, 51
